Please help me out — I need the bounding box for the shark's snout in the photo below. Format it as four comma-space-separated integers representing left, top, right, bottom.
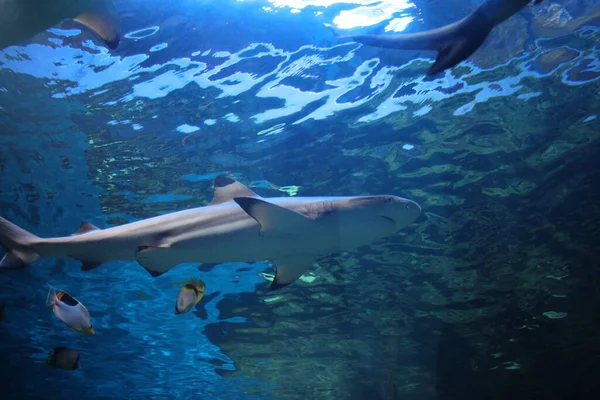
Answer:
404, 199, 421, 216
383, 196, 421, 228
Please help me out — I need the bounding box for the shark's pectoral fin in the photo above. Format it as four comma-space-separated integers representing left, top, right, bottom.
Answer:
234, 197, 312, 237
270, 257, 315, 290
134, 245, 177, 277
73, 0, 121, 49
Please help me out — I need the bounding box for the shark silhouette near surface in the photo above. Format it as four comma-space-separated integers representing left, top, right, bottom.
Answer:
0, 0, 121, 50
328, 0, 545, 75
0, 176, 421, 289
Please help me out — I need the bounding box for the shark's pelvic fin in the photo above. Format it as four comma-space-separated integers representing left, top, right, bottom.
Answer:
209, 175, 261, 205
233, 197, 311, 237
134, 245, 175, 277
271, 257, 315, 290
71, 222, 103, 271
72, 222, 101, 236
73, 0, 121, 49
0, 252, 28, 269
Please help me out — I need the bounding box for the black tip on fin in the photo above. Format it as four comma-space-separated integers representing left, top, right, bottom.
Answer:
105, 35, 120, 49
143, 267, 165, 278
214, 175, 236, 188
73, 1, 121, 51
80, 261, 102, 272
233, 196, 258, 212
269, 279, 292, 291
135, 245, 174, 277
425, 16, 492, 76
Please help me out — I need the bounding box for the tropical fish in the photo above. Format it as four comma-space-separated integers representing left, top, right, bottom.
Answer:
0, 175, 421, 290
0, 0, 121, 51
328, 0, 544, 75
174, 279, 205, 314
46, 286, 94, 335
47, 346, 81, 370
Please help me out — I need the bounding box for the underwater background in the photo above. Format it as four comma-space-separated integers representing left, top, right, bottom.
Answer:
1, 0, 600, 399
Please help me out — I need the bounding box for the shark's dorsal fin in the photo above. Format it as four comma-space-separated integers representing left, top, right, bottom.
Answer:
233, 197, 311, 237
73, 0, 121, 49
73, 222, 101, 236
209, 175, 260, 206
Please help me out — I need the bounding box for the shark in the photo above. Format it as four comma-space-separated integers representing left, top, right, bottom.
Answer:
328, 0, 544, 76
0, 0, 121, 51
0, 176, 421, 289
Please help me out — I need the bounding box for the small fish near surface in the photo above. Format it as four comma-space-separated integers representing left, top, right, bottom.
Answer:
174, 279, 206, 315
0, 0, 121, 51
0, 175, 421, 290
328, 0, 545, 76
47, 347, 81, 371
46, 286, 95, 335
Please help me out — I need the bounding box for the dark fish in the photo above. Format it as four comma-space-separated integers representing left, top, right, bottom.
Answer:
328, 0, 545, 75
47, 347, 81, 370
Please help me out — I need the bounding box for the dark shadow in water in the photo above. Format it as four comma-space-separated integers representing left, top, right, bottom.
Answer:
192, 291, 221, 320
435, 304, 600, 400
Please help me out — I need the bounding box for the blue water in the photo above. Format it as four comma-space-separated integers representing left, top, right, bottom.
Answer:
1, 0, 599, 399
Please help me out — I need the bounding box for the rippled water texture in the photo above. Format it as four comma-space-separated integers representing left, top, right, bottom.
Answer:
1, 0, 600, 399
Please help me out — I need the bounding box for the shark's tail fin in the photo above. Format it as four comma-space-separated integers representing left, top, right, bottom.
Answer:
338, 10, 494, 76
0, 217, 41, 269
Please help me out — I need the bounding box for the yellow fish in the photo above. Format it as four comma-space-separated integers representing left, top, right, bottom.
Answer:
174, 279, 205, 315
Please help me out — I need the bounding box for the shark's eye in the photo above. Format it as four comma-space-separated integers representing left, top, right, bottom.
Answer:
385, 196, 394, 203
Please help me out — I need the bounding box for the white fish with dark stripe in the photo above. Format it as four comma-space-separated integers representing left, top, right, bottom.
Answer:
0, 176, 421, 289
47, 286, 95, 335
